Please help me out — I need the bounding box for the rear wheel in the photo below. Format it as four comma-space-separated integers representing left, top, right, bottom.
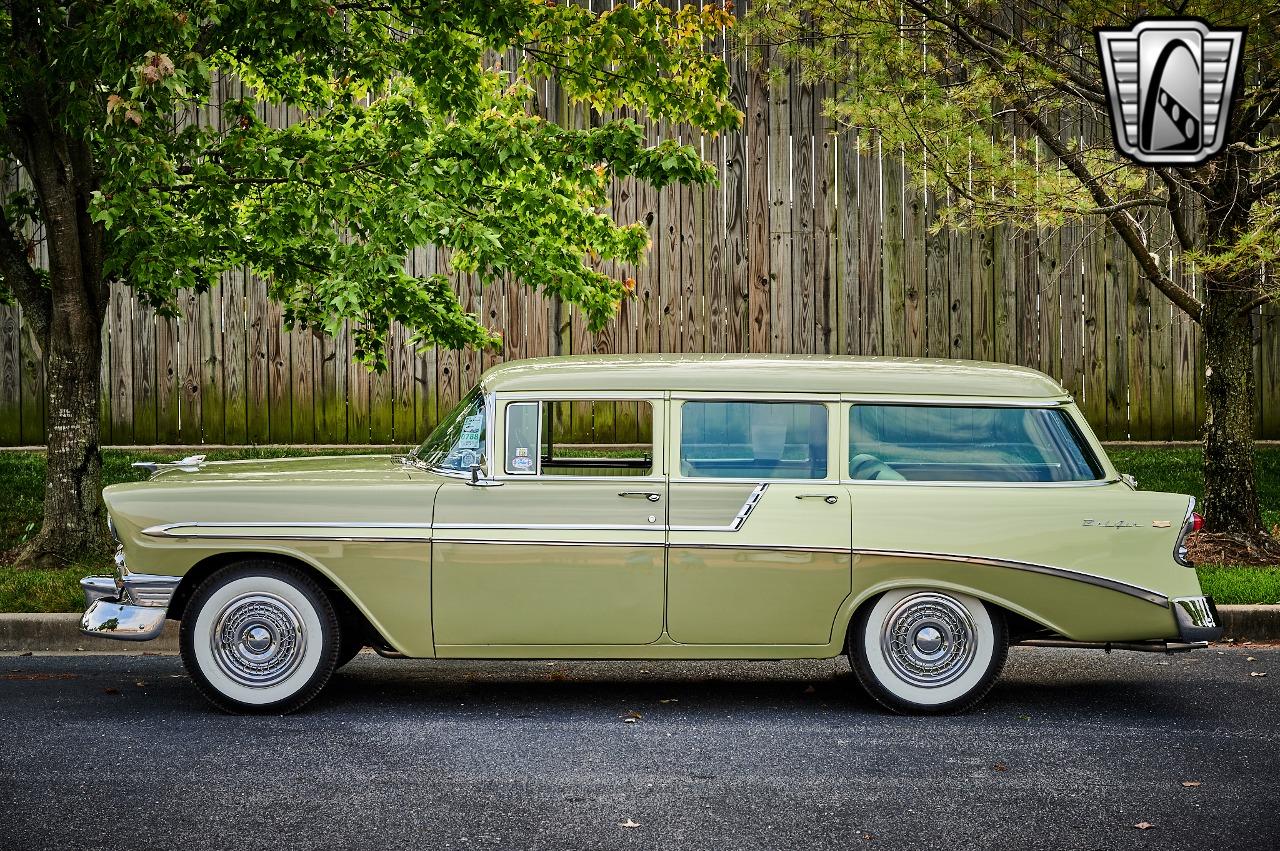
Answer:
180, 561, 341, 714
848, 589, 1008, 714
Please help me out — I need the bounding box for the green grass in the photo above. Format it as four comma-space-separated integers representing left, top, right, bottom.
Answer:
0, 445, 1278, 612
1195, 565, 1280, 606
0, 566, 88, 613
1107, 446, 1280, 533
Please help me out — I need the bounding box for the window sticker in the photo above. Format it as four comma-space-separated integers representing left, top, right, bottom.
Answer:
515, 447, 529, 457
462, 414, 483, 434
510, 455, 533, 471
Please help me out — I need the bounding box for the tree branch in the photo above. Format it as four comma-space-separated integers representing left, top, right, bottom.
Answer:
1016, 102, 1204, 322
1155, 167, 1197, 252
0, 205, 52, 340
1248, 169, 1280, 203
1236, 290, 1280, 315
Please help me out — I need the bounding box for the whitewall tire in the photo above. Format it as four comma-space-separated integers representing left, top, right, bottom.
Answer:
848, 589, 1008, 714
180, 561, 342, 714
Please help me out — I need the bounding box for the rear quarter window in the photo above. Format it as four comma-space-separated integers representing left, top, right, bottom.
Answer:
848, 405, 1103, 483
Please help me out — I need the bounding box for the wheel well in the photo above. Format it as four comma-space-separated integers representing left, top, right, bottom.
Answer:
166, 552, 385, 648
837, 589, 1053, 652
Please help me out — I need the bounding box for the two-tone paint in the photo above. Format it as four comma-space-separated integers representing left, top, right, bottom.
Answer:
85, 354, 1221, 658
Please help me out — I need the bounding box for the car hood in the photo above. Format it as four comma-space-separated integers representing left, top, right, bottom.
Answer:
142, 454, 434, 485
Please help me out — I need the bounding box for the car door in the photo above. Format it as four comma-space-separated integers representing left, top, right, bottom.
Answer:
665, 397, 852, 646
431, 394, 668, 649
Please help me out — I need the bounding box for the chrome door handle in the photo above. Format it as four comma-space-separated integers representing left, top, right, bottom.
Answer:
795, 494, 838, 504
618, 491, 661, 502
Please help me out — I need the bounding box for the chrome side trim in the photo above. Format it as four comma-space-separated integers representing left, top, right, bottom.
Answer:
436, 539, 665, 548
669, 483, 769, 532
842, 396, 1073, 407
145, 521, 435, 537
434, 522, 660, 531
435, 539, 847, 554
850, 548, 1169, 606
840, 478, 1117, 489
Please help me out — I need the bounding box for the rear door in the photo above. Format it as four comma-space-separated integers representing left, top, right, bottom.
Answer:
665, 397, 852, 646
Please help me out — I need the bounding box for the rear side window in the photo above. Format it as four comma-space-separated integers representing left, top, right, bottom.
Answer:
680, 401, 828, 479
848, 405, 1103, 483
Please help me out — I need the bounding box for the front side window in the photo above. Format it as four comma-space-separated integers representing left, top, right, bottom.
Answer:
848, 405, 1103, 483
505, 399, 654, 477
679, 401, 829, 479
414, 387, 487, 474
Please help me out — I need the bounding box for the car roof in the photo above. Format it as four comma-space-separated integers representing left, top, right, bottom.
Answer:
479, 354, 1068, 399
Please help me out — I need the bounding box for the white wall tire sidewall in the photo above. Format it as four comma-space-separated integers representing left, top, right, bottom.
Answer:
192, 575, 326, 707
861, 589, 995, 708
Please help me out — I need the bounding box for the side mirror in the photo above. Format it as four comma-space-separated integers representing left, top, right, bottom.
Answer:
467, 464, 504, 488
1120, 473, 1137, 490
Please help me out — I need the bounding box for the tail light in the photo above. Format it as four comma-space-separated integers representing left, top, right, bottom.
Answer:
1174, 502, 1199, 567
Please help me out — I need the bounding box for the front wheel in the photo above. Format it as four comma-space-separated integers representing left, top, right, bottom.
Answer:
180, 561, 342, 714
848, 589, 1008, 714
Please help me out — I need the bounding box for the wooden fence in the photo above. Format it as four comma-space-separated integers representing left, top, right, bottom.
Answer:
2, 15, 1279, 446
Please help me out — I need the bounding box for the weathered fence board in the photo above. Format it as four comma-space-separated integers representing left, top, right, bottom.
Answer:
5, 18, 1280, 446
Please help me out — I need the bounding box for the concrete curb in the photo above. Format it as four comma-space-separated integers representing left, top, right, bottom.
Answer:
2, 608, 1278, 653
0, 613, 179, 653
1216, 605, 1280, 642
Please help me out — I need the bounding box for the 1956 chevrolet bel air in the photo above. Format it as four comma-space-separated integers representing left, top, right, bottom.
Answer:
81, 355, 1222, 714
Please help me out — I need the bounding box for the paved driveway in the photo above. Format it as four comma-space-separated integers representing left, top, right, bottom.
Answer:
1, 647, 1277, 850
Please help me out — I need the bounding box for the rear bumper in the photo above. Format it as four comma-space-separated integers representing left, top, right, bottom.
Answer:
1171, 595, 1223, 643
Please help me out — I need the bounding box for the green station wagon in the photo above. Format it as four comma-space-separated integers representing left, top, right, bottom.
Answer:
81, 355, 1222, 714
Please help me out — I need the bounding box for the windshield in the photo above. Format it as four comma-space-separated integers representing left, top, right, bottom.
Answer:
413, 387, 487, 474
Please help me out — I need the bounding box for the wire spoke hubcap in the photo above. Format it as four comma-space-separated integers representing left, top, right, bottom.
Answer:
880, 593, 978, 688
211, 592, 307, 688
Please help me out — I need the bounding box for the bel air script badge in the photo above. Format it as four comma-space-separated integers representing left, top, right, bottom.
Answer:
1096, 19, 1245, 165
1082, 518, 1144, 529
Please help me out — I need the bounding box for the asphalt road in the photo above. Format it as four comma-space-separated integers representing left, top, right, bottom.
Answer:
1, 647, 1277, 851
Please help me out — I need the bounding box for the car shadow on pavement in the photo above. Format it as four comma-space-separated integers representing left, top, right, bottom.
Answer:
307, 655, 1209, 723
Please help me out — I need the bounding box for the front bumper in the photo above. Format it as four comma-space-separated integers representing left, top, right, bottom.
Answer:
80, 548, 180, 642
1171, 595, 1223, 643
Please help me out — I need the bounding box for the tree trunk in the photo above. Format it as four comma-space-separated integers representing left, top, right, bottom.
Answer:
8, 90, 111, 569
17, 299, 109, 568
1200, 291, 1265, 538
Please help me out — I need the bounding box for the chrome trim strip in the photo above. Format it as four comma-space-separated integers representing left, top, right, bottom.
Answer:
669, 483, 769, 532
840, 478, 1117, 488
434, 522, 660, 531
842, 396, 1072, 407
145, 521, 435, 536
670, 542, 849, 555
436, 539, 666, 548
850, 548, 1169, 606
435, 539, 847, 554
